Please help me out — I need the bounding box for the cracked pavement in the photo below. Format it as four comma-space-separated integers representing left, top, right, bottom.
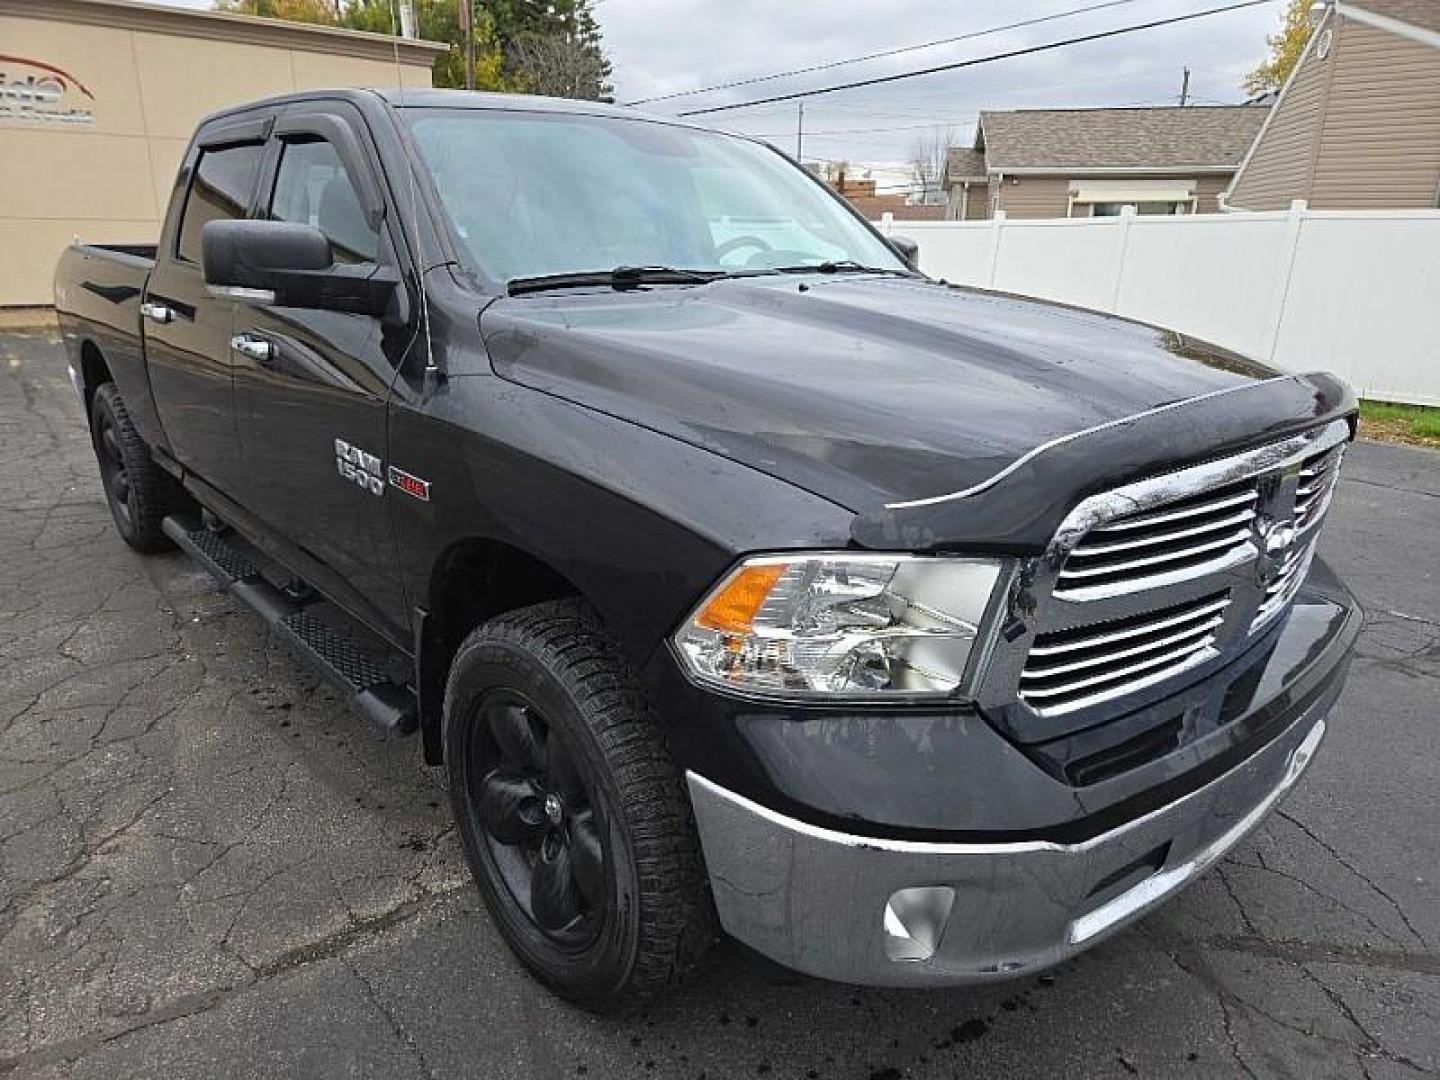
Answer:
2, 329, 1437, 1079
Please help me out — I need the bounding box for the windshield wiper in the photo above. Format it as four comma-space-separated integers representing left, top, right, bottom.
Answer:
773, 260, 912, 276
507, 266, 723, 296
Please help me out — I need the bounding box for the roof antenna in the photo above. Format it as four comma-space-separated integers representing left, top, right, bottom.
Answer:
390, 0, 441, 385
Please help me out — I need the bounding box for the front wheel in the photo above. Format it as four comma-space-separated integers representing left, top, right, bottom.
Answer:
443, 599, 716, 1010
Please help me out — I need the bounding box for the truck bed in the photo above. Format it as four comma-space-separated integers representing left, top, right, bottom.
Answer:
53, 241, 160, 438
55, 242, 155, 335
70, 242, 157, 266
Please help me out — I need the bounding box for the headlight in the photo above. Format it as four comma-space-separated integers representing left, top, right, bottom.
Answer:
672, 553, 1006, 699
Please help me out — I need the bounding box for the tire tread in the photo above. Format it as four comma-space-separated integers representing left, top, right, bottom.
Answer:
91, 382, 175, 553
444, 599, 717, 1008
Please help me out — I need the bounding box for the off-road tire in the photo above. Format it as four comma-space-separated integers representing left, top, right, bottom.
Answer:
90, 382, 175, 553
443, 598, 717, 1011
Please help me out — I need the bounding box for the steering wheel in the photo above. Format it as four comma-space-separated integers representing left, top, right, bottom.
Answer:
714, 235, 774, 263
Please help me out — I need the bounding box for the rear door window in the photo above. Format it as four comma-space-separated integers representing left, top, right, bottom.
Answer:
175, 141, 265, 264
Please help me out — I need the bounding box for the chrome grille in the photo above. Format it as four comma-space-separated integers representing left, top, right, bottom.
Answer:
1020, 592, 1229, 713
1295, 444, 1343, 531
987, 418, 1352, 728
1252, 539, 1317, 631
1055, 481, 1258, 599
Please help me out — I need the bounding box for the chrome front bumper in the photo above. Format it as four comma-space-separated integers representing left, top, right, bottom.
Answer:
687, 707, 1327, 987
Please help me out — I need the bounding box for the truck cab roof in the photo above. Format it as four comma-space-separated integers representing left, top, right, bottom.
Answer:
192, 86, 694, 134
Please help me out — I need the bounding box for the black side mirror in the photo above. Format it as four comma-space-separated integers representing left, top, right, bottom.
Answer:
888, 234, 920, 269
201, 219, 397, 317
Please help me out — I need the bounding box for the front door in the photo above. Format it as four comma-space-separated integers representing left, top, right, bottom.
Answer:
145, 116, 271, 496
230, 103, 414, 644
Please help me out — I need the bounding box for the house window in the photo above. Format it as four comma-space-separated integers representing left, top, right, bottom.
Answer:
1068, 179, 1199, 218
1090, 200, 1190, 216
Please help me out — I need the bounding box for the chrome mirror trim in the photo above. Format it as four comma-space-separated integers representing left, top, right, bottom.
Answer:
206, 284, 276, 304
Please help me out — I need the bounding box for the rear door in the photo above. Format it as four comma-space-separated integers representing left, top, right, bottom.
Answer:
144, 114, 272, 496
230, 102, 415, 643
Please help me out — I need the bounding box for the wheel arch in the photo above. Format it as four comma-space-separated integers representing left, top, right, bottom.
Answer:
79, 339, 113, 417
417, 536, 587, 765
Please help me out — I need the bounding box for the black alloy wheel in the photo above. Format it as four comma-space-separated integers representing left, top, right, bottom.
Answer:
95, 404, 133, 532
468, 689, 607, 947
444, 600, 717, 1010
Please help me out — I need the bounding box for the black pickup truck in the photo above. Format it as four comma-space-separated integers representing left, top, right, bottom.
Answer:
54, 89, 1360, 1010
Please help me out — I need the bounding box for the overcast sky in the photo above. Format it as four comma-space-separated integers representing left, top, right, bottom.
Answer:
157, 0, 1284, 185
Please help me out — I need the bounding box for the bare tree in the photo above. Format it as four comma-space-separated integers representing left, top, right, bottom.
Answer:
908, 127, 955, 206
509, 30, 610, 100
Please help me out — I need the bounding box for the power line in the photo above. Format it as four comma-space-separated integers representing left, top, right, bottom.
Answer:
624, 0, 1146, 107
736, 67, 1254, 145
676, 0, 1274, 118
659, 60, 1252, 120
748, 118, 978, 139
722, 61, 1250, 129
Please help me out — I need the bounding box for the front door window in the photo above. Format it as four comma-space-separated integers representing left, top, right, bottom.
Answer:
268, 137, 380, 264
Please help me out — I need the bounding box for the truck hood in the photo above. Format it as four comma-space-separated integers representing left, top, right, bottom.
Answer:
482, 276, 1349, 548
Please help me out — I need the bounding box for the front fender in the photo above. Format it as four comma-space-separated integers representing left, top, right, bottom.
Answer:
387, 371, 857, 672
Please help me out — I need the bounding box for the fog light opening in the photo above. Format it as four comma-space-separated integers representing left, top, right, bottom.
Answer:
883, 886, 956, 963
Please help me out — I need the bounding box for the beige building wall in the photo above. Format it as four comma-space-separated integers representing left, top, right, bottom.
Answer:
1228, 10, 1440, 211
0, 0, 441, 307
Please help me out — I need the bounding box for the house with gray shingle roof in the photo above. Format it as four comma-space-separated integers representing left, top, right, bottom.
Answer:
941, 104, 1270, 220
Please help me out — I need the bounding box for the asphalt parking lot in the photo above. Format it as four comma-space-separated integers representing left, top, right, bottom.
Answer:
1, 328, 1437, 1080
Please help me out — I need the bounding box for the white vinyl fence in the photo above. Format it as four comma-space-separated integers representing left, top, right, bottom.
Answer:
875, 203, 1440, 408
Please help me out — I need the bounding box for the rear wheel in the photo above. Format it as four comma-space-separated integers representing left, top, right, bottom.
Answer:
90, 382, 174, 553
444, 599, 716, 1010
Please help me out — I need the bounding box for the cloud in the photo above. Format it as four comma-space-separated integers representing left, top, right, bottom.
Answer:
599, 0, 1282, 166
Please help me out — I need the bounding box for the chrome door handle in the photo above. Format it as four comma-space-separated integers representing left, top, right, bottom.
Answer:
140, 301, 174, 324
230, 333, 276, 364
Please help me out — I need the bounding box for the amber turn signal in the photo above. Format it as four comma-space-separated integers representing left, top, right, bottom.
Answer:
694, 563, 786, 633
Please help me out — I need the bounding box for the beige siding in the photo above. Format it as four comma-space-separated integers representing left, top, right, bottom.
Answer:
964, 195, 989, 220
1228, 27, 1332, 209
1309, 21, 1440, 209
998, 174, 1229, 217
996, 175, 1071, 218
1195, 173, 1234, 212
944, 180, 990, 220
1229, 13, 1440, 211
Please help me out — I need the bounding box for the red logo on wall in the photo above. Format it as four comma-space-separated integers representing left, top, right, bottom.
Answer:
0, 56, 95, 126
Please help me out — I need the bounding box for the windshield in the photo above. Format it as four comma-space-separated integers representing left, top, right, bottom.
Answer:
403, 108, 908, 286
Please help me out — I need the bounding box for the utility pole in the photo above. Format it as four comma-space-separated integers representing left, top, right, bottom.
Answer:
796, 101, 804, 161
1179, 66, 1190, 106
460, 0, 475, 91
